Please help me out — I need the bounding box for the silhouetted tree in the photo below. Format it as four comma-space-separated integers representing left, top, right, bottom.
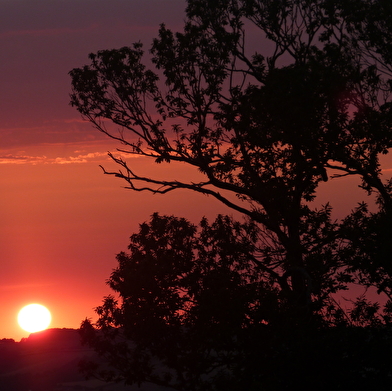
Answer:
71, 0, 392, 389
80, 213, 392, 390
70, 0, 391, 306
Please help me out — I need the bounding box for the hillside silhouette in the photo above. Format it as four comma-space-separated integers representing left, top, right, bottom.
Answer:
0, 328, 163, 391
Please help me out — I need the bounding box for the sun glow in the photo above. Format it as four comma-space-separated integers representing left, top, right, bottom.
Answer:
17, 304, 52, 333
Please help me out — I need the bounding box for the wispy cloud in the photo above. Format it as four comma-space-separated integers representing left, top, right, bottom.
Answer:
53, 152, 109, 164
0, 150, 141, 165
0, 151, 109, 165
0, 154, 47, 165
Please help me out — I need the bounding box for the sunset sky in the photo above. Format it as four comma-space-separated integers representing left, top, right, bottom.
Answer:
1, 0, 390, 342
1, 0, 205, 341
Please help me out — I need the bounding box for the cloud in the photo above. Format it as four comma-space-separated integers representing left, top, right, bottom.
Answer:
53, 151, 109, 164
0, 151, 110, 165
0, 154, 48, 165
0, 149, 142, 165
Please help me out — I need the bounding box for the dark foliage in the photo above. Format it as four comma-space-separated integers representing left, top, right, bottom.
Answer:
80, 214, 392, 390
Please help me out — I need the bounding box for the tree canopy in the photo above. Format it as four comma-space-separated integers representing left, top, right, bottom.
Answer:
79, 213, 392, 390
70, 0, 392, 209
71, 0, 392, 389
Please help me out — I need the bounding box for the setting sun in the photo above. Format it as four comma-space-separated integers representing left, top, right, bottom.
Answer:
17, 304, 52, 333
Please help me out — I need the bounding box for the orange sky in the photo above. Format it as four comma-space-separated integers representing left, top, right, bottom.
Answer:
1, 149, 234, 341
0, 0, 390, 341
0, 0, 201, 341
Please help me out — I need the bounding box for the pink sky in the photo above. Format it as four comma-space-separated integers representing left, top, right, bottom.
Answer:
0, 0, 390, 341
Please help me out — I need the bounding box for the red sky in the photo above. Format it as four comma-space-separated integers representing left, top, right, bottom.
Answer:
0, 0, 390, 341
